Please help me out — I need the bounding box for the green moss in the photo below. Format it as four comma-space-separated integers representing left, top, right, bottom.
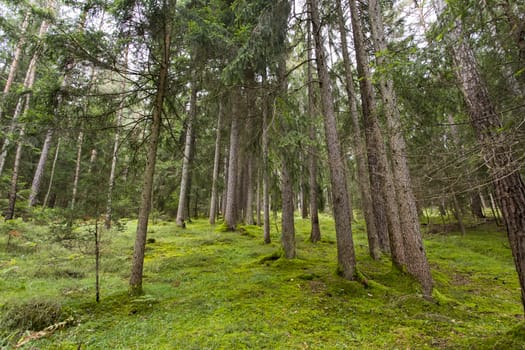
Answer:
0, 217, 522, 349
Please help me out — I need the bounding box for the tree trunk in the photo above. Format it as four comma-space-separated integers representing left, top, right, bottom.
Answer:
306, 22, 321, 243
70, 131, 84, 210
43, 138, 60, 208
28, 129, 53, 207
209, 99, 223, 224
447, 15, 525, 312
309, 0, 356, 279
0, 19, 48, 176
105, 44, 129, 229
336, 0, 380, 259
0, 12, 30, 119
452, 195, 466, 236
244, 156, 254, 225
262, 80, 271, 243
281, 158, 296, 258
5, 125, 26, 220
176, 81, 198, 227
349, 0, 404, 266
224, 90, 241, 230
129, 2, 172, 295
368, 0, 433, 297
470, 192, 485, 219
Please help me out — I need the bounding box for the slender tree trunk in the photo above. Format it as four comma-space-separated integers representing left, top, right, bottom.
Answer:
262, 78, 271, 243
176, 81, 198, 227
43, 139, 60, 208
0, 12, 30, 119
281, 158, 296, 258
209, 99, 223, 224
300, 170, 308, 219
306, 22, 321, 243
28, 129, 54, 207
105, 45, 129, 229
309, 0, 356, 279
129, 2, 172, 295
349, 0, 405, 266
70, 131, 84, 210
368, 0, 433, 297
452, 195, 467, 236
5, 125, 26, 220
224, 90, 241, 230
256, 167, 262, 226
221, 147, 229, 218
0, 19, 48, 176
244, 156, 254, 224
447, 14, 525, 312
336, 0, 380, 259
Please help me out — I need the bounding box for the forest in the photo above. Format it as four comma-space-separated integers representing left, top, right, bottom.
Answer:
1, 0, 525, 348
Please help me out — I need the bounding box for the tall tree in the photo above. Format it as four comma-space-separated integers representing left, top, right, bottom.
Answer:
176, 80, 198, 227
336, 0, 379, 259
349, 0, 405, 266
368, 0, 433, 297
306, 19, 321, 243
129, 0, 175, 296
208, 98, 223, 224
439, 0, 525, 313
308, 0, 356, 279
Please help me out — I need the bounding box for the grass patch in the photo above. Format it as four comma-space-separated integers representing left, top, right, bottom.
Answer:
0, 217, 523, 349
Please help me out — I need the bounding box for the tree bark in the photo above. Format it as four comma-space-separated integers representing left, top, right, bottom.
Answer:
0, 19, 49, 176
129, 1, 172, 295
336, 0, 380, 259
209, 99, 223, 224
28, 129, 54, 207
281, 158, 296, 258
224, 90, 241, 230
0, 12, 30, 119
368, 0, 433, 297
448, 16, 525, 312
244, 156, 254, 224
5, 125, 26, 220
262, 80, 271, 243
70, 131, 84, 211
309, 0, 356, 279
176, 81, 198, 227
105, 44, 129, 229
43, 138, 60, 208
349, 0, 405, 266
306, 21, 321, 243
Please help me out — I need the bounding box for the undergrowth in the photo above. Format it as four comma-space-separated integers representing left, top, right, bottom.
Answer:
0, 214, 523, 349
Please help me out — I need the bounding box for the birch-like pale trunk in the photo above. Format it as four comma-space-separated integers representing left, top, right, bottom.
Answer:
176, 82, 198, 227
0, 12, 30, 119
5, 124, 26, 220
0, 19, 49, 176
28, 129, 53, 206
368, 0, 433, 297
209, 99, 223, 224
70, 131, 84, 211
43, 139, 60, 208
309, 0, 356, 279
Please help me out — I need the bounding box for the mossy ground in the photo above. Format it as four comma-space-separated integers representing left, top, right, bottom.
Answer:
1, 214, 524, 349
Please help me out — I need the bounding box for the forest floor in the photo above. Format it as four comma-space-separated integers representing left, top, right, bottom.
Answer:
1, 213, 525, 349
